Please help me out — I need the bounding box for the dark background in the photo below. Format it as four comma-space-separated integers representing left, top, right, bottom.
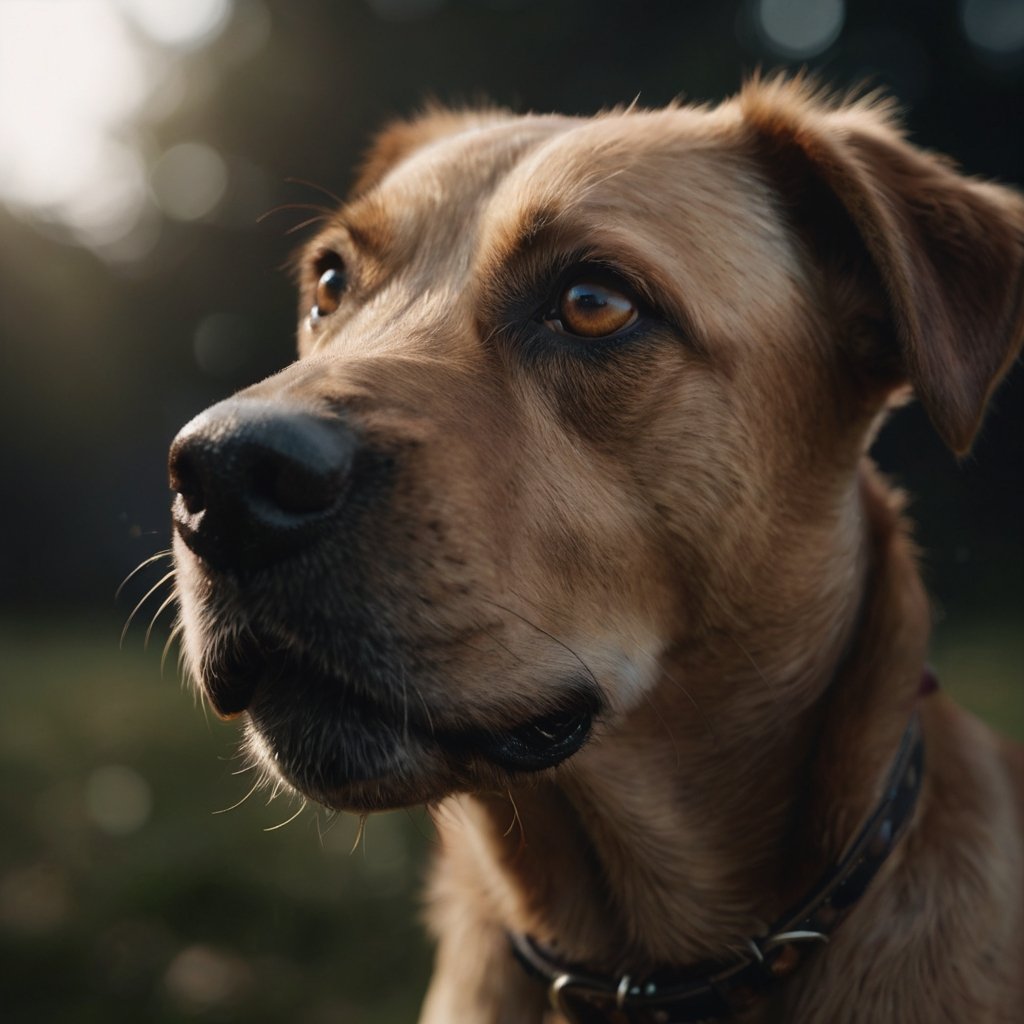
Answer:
0, 1, 1021, 1022
1, 0, 1022, 618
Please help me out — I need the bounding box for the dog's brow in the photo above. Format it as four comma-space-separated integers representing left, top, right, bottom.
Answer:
485, 203, 707, 352
325, 199, 393, 263
494, 204, 568, 263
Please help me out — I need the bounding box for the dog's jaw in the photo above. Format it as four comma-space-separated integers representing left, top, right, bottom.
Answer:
174, 535, 608, 811
237, 659, 601, 813
427, 465, 931, 980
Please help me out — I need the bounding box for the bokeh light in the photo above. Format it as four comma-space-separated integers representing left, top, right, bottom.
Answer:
0, 0, 234, 257
164, 944, 253, 1013
150, 142, 229, 221
0, 2, 147, 237
85, 764, 153, 836
120, 0, 233, 50
754, 0, 846, 59
0, 863, 70, 935
961, 0, 1024, 56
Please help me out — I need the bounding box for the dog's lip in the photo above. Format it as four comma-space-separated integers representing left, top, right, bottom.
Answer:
443, 706, 596, 772
199, 645, 598, 787
202, 644, 266, 719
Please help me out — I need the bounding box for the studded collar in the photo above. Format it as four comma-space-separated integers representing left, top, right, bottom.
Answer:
510, 707, 926, 1023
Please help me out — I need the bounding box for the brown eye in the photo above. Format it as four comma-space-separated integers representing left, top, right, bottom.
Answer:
311, 257, 347, 322
552, 279, 638, 338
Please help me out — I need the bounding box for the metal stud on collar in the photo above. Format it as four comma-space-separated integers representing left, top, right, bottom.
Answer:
761, 930, 829, 952
616, 973, 633, 1009
549, 974, 577, 1018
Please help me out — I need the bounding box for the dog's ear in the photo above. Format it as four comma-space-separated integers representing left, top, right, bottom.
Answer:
352, 106, 512, 197
741, 78, 1024, 453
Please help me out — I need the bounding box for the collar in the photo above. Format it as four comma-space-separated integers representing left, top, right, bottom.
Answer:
510, 708, 925, 1023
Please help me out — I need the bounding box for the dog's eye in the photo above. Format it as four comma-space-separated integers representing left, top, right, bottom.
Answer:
311, 253, 347, 323
547, 277, 638, 339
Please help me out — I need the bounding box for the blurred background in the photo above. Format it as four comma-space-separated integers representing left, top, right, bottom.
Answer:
0, 0, 1021, 1021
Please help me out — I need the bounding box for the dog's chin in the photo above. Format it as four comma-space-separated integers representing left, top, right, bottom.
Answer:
205, 650, 599, 813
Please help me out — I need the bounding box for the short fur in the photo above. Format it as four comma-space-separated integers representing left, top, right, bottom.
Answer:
171, 78, 1024, 1022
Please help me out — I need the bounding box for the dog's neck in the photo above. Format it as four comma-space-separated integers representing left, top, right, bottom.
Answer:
436, 461, 930, 977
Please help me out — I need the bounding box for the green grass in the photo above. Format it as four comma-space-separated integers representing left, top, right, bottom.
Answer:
0, 619, 432, 1024
933, 616, 1024, 742
0, 614, 1020, 1023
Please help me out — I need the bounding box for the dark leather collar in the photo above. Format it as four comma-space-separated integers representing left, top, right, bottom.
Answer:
510, 710, 925, 1023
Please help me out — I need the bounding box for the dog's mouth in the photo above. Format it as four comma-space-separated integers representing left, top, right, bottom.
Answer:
200, 643, 598, 809
460, 710, 595, 773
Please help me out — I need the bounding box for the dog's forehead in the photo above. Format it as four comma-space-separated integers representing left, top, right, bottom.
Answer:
356, 107, 764, 240
344, 116, 572, 255
478, 108, 777, 245
335, 105, 805, 350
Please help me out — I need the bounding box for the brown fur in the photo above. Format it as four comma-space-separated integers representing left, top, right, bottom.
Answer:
172, 78, 1024, 1022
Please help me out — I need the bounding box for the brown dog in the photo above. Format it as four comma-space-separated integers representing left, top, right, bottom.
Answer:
169, 78, 1024, 1022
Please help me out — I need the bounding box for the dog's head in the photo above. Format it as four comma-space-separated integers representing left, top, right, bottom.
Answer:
170, 79, 1024, 812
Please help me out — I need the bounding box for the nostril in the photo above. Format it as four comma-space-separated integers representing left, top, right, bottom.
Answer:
169, 445, 206, 515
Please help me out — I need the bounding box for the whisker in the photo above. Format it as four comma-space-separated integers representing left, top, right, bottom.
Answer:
415, 687, 436, 736
285, 214, 329, 235
350, 813, 369, 854
477, 623, 522, 664
120, 570, 176, 647
284, 176, 342, 204
503, 788, 524, 843
115, 549, 172, 600
264, 797, 307, 832
213, 779, 263, 815
161, 621, 183, 677
316, 809, 342, 847
481, 595, 602, 693
256, 201, 333, 225
500, 588, 717, 743
144, 590, 178, 651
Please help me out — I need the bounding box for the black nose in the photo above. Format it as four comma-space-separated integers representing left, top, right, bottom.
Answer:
169, 398, 355, 571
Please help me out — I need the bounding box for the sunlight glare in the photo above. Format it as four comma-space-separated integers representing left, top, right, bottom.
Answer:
0, 2, 145, 213
120, 0, 232, 51
0, 0, 233, 256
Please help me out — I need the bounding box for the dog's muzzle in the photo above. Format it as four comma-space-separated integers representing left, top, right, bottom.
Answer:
168, 396, 600, 806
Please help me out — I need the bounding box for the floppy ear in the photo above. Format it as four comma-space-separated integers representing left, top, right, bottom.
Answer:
741, 78, 1024, 453
352, 106, 512, 196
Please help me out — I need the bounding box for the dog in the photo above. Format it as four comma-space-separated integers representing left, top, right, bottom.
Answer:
168, 77, 1024, 1022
